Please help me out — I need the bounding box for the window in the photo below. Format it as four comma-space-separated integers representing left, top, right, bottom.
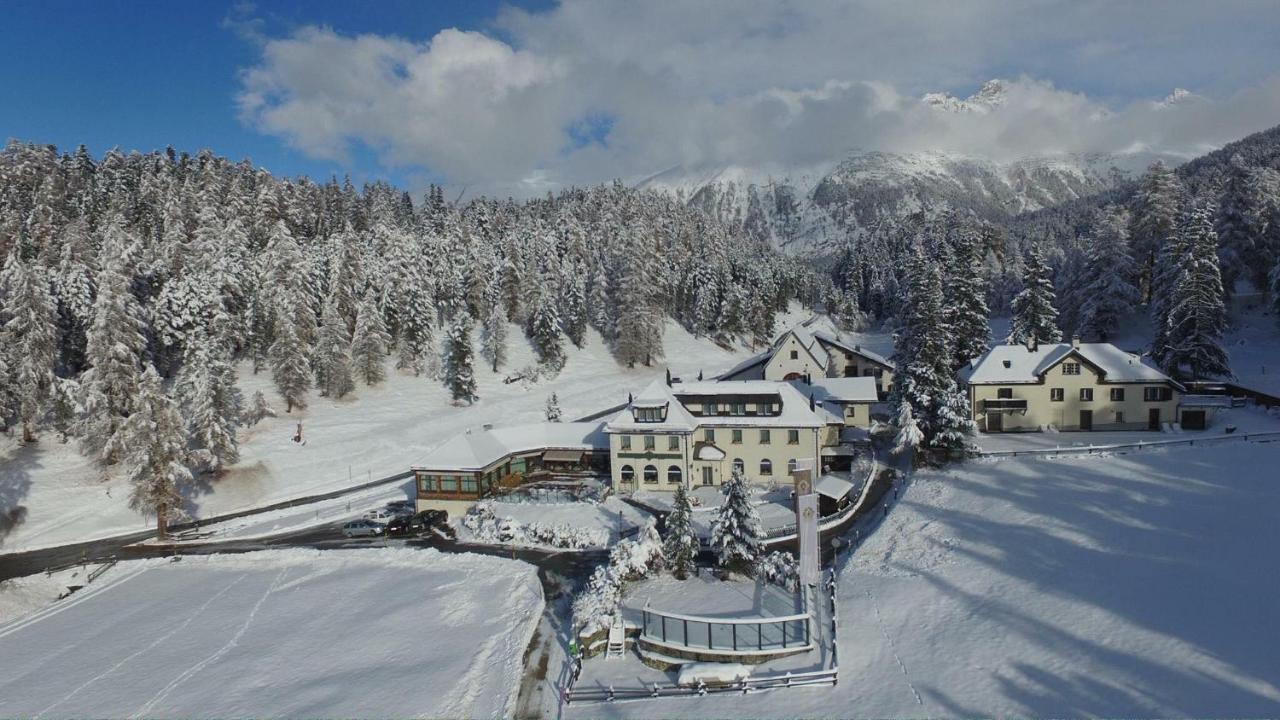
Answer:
634, 406, 665, 422
643, 435, 655, 451
788, 429, 800, 445
440, 476, 457, 492
1050, 388, 1064, 402
620, 465, 634, 482
667, 465, 682, 484
1080, 388, 1094, 402
1063, 362, 1081, 375
846, 406, 857, 418
844, 365, 857, 377
1115, 412, 1125, 425
730, 402, 746, 416
863, 369, 874, 377
760, 458, 773, 475
760, 429, 771, 444
874, 369, 884, 379
462, 477, 478, 494
704, 402, 718, 415
731, 429, 743, 444
1144, 387, 1171, 402
732, 458, 745, 475
790, 350, 799, 360
620, 435, 632, 450
787, 459, 798, 474
704, 428, 715, 442
701, 467, 713, 485
668, 435, 679, 451
997, 388, 1013, 399
643, 465, 659, 484
1110, 388, 1125, 402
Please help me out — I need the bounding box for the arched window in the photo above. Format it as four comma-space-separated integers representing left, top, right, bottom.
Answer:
643, 465, 659, 484
760, 458, 773, 476
620, 465, 634, 483
787, 459, 798, 475
667, 465, 682, 484
732, 458, 745, 476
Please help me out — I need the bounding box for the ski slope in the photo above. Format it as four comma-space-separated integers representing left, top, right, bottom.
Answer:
574, 442, 1280, 717
1, 312, 804, 554
0, 549, 542, 718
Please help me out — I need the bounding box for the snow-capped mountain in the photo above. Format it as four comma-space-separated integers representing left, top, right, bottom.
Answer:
921, 79, 1009, 114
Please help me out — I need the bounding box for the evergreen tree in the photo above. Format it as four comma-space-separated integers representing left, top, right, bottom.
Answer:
561, 268, 587, 348
945, 226, 990, 369
351, 294, 391, 386
78, 218, 147, 462
242, 389, 277, 427
396, 276, 435, 377
528, 287, 565, 371
268, 298, 311, 412
1079, 207, 1140, 341
1, 253, 58, 442
105, 366, 192, 539
1163, 204, 1232, 379
179, 334, 241, 472
314, 299, 355, 398
891, 400, 923, 457
1130, 161, 1184, 301
1214, 154, 1266, 300
1007, 245, 1061, 346
544, 392, 563, 422
480, 281, 508, 373
444, 312, 478, 404
663, 481, 698, 580
709, 468, 764, 577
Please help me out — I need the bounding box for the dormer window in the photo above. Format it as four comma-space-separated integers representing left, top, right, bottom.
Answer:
1062, 362, 1081, 376
1002, 360, 1012, 369
634, 405, 666, 423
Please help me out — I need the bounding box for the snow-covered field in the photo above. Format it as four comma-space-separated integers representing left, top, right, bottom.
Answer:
1, 310, 806, 554
0, 548, 542, 718
572, 443, 1280, 717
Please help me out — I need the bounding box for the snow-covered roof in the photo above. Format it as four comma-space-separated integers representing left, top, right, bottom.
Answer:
413, 421, 609, 472
795, 376, 879, 403
607, 378, 826, 432
962, 342, 1180, 386
813, 330, 895, 370
717, 350, 770, 380
606, 378, 699, 432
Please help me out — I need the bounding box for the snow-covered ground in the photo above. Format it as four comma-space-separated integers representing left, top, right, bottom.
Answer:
0, 548, 543, 718
571, 443, 1280, 717
0, 563, 112, 625
1, 309, 807, 554
973, 405, 1280, 454
457, 494, 652, 550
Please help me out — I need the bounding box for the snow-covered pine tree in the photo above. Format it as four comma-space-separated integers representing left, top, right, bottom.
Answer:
544, 392, 563, 422
663, 481, 698, 580
1, 252, 58, 442
444, 311, 478, 405
891, 400, 923, 457
1214, 154, 1266, 301
615, 231, 663, 367
528, 287, 565, 372
268, 296, 312, 412
314, 299, 354, 398
1007, 245, 1061, 346
709, 467, 764, 577
177, 332, 241, 472
1079, 207, 1140, 341
105, 365, 192, 539
1151, 213, 1193, 368
1129, 161, 1184, 301
351, 294, 391, 386
396, 274, 435, 376
242, 389, 277, 427
1163, 204, 1232, 379
480, 279, 508, 373
945, 226, 990, 369
78, 216, 147, 462
561, 265, 587, 348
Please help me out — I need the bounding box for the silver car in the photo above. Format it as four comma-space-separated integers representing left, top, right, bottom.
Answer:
342, 519, 386, 538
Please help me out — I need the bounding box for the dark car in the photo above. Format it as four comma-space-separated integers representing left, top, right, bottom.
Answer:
385, 514, 427, 537
415, 509, 448, 528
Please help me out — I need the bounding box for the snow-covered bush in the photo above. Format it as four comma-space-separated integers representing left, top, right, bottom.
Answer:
572, 521, 665, 637
461, 502, 608, 549
525, 521, 608, 549
759, 551, 799, 591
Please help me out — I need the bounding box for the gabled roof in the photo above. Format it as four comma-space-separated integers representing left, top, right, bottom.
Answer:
413, 421, 609, 472
607, 378, 827, 432
812, 330, 895, 370
717, 350, 770, 380
606, 378, 699, 432
794, 376, 879, 404
769, 326, 830, 369
961, 342, 1181, 387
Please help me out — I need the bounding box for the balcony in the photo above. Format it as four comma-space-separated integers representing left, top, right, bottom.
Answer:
982, 398, 1028, 413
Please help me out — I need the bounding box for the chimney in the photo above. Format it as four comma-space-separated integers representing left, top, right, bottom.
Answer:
809, 392, 816, 412
666, 368, 672, 387
1071, 335, 1080, 349
627, 392, 633, 405
1026, 336, 1038, 353
697, 369, 704, 381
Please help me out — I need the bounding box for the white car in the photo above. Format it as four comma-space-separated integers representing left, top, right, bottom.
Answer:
342, 519, 386, 538
363, 508, 399, 523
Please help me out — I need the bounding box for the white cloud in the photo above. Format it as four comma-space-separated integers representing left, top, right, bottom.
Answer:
236, 1, 1280, 196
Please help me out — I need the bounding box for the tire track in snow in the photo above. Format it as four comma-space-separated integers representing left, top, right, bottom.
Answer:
128, 566, 290, 718
36, 573, 249, 718
865, 585, 923, 706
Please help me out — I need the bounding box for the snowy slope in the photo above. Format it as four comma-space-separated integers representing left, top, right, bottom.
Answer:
0, 549, 542, 718
574, 443, 1280, 717
1, 311, 806, 554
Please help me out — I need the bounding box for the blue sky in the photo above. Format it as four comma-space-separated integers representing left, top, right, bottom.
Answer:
0, 0, 550, 187
4, 1, 1280, 196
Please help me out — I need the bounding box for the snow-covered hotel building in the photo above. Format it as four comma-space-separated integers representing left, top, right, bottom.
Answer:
720, 326, 895, 398
604, 376, 876, 493
960, 337, 1189, 432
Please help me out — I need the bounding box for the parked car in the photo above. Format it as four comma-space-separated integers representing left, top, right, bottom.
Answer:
385, 514, 427, 537
385, 500, 415, 514
342, 519, 386, 538
362, 507, 400, 523
415, 509, 448, 528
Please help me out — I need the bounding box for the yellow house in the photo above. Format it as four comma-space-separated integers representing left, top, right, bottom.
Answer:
719, 326, 895, 398
960, 338, 1186, 432
605, 378, 860, 493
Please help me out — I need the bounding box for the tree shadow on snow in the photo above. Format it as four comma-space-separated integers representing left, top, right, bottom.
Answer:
0, 441, 38, 548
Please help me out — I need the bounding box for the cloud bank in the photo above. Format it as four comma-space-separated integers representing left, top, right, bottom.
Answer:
236, 0, 1280, 196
